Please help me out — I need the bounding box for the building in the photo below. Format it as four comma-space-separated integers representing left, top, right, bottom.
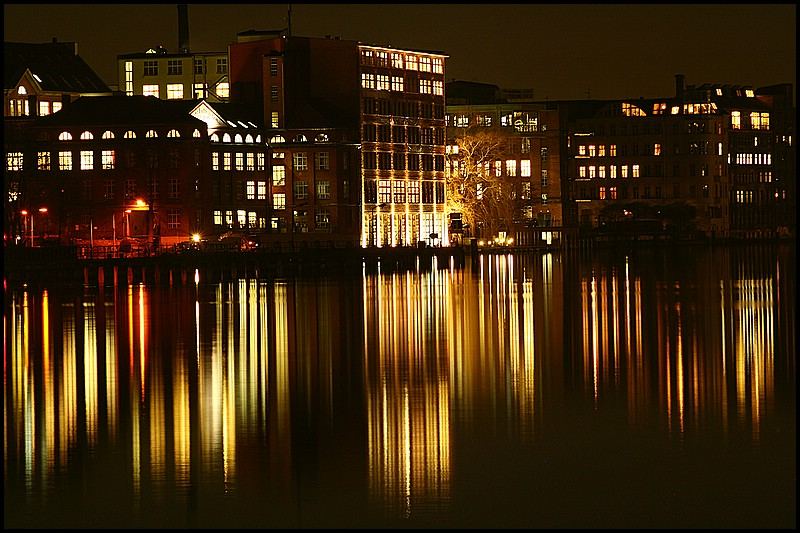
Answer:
4, 40, 111, 118
116, 5, 229, 102
445, 81, 566, 247
5, 95, 210, 247
229, 32, 448, 247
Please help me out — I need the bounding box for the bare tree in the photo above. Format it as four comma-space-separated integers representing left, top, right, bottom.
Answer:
446, 127, 516, 238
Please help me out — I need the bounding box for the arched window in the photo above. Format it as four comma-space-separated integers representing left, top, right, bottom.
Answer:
245, 134, 254, 143
210, 133, 219, 142
145, 129, 158, 138
124, 130, 137, 139
80, 131, 93, 140
17, 86, 27, 95
293, 134, 308, 143
102, 130, 115, 139
269, 135, 286, 144
315, 133, 329, 142
167, 129, 181, 138
222, 133, 232, 143
255, 135, 262, 143
234, 133, 243, 143
192, 129, 201, 138
59, 131, 73, 141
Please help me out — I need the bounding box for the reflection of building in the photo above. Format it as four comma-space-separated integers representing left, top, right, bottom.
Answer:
229, 32, 447, 247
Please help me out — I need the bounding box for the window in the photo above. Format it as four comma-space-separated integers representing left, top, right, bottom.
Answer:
142, 84, 159, 98
6, 152, 23, 171
391, 53, 403, 68
598, 145, 606, 157
521, 160, 531, 177
216, 58, 227, 74
124, 130, 136, 139
316, 180, 330, 199
408, 181, 420, 203
589, 165, 596, 179
59, 131, 73, 141
376, 74, 390, 91
579, 166, 586, 179
272, 165, 286, 186
167, 59, 182, 75
212, 152, 219, 170
315, 151, 330, 170
361, 73, 375, 89
315, 209, 330, 231
246, 153, 255, 171
653, 143, 662, 156
104, 179, 114, 199
419, 79, 432, 94
102, 130, 115, 139
166, 83, 184, 99
80, 150, 94, 170
433, 80, 443, 95
270, 57, 278, 76
145, 129, 158, 138
257, 181, 266, 200
391, 76, 404, 92
194, 58, 204, 74
406, 54, 418, 70
271, 112, 280, 128
168, 209, 181, 229
215, 82, 229, 99
419, 56, 432, 72
101, 150, 115, 169
378, 180, 391, 203
166, 129, 180, 138
621, 165, 628, 178
589, 145, 596, 157
273, 193, 286, 210
194, 83, 206, 99
632, 164, 640, 178
505, 160, 517, 176
39, 101, 51, 116
169, 177, 179, 199
271, 85, 279, 101
610, 165, 617, 179
293, 152, 308, 171
52, 101, 62, 113
392, 181, 406, 203
432, 57, 443, 74
37, 151, 50, 171
609, 144, 617, 156
541, 169, 549, 187
125, 61, 134, 95
246, 180, 256, 200
223, 152, 231, 170
731, 111, 741, 130
235, 152, 244, 170
295, 180, 308, 199
143, 60, 158, 76
751, 112, 769, 130
257, 153, 265, 170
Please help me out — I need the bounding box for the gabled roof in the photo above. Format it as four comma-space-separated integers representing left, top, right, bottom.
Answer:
32, 95, 206, 128
4, 41, 110, 94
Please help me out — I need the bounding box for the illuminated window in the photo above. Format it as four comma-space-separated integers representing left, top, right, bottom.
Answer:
361, 73, 375, 89
632, 164, 640, 178
419, 56, 432, 72
59, 131, 73, 141
246, 180, 255, 200
610, 186, 617, 200
621, 165, 628, 178
255, 181, 265, 200
622, 102, 646, 117
391, 53, 403, 68
391, 76, 404, 91
80, 150, 94, 170
222, 133, 231, 143
750, 112, 769, 130
39, 101, 51, 116
599, 186, 606, 200
215, 82, 229, 99
578, 145, 586, 156
273, 192, 286, 210
579, 166, 586, 178
293, 152, 308, 171
101, 150, 115, 169
6, 152, 23, 171
271, 112, 279, 128
315, 152, 330, 170
378, 180, 391, 203
405, 54, 418, 71
142, 84, 159, 98
37, 151, 50, 171
609, 144, 617, 156
193, 83, 206, 98
272, 165, 286, 186
166, 129, 180, 138
521, 160, 531, 177
223, 152, 231, 170
588, 145, 596, 157
166, 83, 184, 99
245, 134, 254, 143
731, 111, 741, 129
101, 130, 115, 139
167, 59, 182, 75
433, 80, 443, 95
419, 79, 432, 94
610, 165, 617, 179
598, 145, 606, 157
145, 129, 158, 138
653, 143, 661, 155
376, 74, 390, 91
295, 180, 308, 199
432, 57, 443, 74
124, 130, 136, 139
80, 131, 93, 140
505, 160, 517, 176
316, 180, 330, 200
589, 165, 596, 179
211, 152, 219, 170
257, 153, 265, 170
598, 166, 606, 179
52, 101, 62, 113
233, 152, 242, 170
125, 61, 133, 95
246, 153, 255, 171
745, 89, 755, 97
315, 209, 330, 230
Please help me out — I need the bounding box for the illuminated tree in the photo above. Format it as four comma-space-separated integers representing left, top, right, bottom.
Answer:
446, 127, 517, 238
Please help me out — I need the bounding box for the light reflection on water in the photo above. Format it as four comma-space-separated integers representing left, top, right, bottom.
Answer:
3, 245, 795, 528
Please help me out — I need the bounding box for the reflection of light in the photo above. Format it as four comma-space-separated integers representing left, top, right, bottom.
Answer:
83, 301, 98, 445
105, 300, 118, 441
42, 290, 55, 480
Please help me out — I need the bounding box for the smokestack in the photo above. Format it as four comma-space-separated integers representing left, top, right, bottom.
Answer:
178, 4, 190, 53
675, 73, 685, 99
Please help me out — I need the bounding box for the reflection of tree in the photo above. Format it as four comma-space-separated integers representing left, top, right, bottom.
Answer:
446, 127, 516, 237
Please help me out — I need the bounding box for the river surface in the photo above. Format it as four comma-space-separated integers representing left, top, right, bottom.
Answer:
4, 244, 796, 528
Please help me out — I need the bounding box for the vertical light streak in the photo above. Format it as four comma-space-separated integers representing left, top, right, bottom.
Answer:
105, 301, 118, 442
591, 277, 599, 403
60, 301, 77, 471
675, 300, 685, 434
83, 301, 98, 446
42, 290, 55, 484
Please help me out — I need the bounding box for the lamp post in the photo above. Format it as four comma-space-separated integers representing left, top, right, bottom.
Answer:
20, 210, 29, 246
37, 207, 48, 245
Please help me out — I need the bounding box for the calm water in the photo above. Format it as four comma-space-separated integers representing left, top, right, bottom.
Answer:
4, 244, 795, 528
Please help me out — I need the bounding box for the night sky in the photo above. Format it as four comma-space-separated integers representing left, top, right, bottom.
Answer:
4, 3, 796, 101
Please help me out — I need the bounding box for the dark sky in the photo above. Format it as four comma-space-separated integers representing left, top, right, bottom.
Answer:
4, 3, 796, 101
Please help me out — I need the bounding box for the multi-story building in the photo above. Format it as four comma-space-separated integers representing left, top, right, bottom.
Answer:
4, 40, 111, 118
228, 32, 448, 247
5, 95, 210, 247
116, 6, 228, 102
445, 81, 565, 246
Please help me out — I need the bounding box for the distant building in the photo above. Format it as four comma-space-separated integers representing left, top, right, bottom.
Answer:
116, 5, 229, 102
229, 32, 448, 247
4, 40, 111, 118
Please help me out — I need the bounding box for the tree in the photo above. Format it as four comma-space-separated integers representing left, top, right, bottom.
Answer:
446, 127, 517, 238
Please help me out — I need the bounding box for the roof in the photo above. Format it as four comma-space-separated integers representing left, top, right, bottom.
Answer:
118, 49, 226, 60
207, 102, 264, 128
32, 95, 207, 128
4, 41, 110, 93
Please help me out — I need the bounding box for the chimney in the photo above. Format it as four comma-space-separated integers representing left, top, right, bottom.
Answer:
675, 73, 685, 99
178, 4, 190, 53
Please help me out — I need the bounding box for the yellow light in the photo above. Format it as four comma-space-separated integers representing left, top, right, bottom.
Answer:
478, 240, 485, 246
38, 207, 48, 213
192, 233, 201, 243
507, 237, 513, 245
135, 199, 146, 208
20, 210, 28, 216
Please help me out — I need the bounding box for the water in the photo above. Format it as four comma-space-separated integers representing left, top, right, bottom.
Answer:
4, 244, 795, 528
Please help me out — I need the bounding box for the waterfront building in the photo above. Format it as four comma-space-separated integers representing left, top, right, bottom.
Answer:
5, 95, 209, 247
228, 31, 448, 247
